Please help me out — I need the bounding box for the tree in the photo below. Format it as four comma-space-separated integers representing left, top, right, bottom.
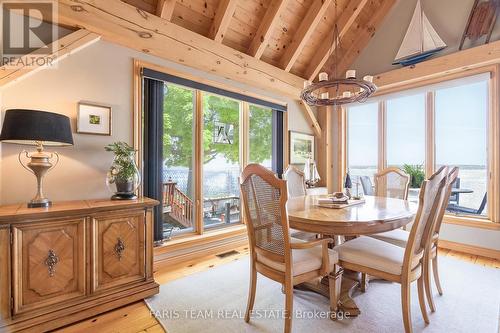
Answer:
162, 83, 273, 198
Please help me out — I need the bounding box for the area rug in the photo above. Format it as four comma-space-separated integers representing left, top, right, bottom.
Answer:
145, 256, 500, 333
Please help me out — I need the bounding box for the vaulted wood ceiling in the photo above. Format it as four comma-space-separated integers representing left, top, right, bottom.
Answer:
120, 0, 396, 82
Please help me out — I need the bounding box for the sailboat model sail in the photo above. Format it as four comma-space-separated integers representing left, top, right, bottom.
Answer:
393, 0, 446, 66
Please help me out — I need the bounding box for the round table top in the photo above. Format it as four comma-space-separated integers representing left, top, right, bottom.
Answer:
287, 195, 418, 236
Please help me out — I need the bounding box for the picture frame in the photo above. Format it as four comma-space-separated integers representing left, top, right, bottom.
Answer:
289, 131, 315, 165
77, 102, 112, 136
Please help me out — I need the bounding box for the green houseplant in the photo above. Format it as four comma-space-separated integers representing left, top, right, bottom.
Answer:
402, 164, 425, 189
105, 142, 140, 199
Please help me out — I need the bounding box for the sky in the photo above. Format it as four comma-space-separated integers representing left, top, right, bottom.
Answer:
348, 80, 488, 167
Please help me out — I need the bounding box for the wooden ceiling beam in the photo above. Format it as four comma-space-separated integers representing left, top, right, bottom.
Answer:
299, 101, 322, 138
335, 0, 397, 77
247, 0, 290, 59
54, 0, 304, 99
156, 0, 176, 20
0, 29, 100, 88
279, 0, 333, 72
304, 0, 369, 81
208, 0, 238, 42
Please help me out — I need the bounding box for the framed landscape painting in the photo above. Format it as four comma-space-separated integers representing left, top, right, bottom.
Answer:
289, 131, 314, 164
77, 102, 112, 135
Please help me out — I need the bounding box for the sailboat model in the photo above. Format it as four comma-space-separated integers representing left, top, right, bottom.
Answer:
393, 0, 447, 66
304, 158, 320, 188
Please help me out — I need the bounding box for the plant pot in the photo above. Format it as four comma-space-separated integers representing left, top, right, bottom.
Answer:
116, 180, 134, 193
106, 153, 141, 200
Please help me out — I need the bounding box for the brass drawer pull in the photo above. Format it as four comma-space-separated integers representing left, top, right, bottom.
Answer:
114, 238, 125, 260
45, 249, 59, 277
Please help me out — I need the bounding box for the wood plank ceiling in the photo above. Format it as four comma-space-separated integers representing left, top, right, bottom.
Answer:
123, 0, 396, 82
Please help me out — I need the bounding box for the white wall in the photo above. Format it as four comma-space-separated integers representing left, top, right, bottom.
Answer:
0, 40, 312, 205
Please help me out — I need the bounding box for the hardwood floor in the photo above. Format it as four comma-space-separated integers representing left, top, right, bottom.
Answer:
55, 246, 499, 333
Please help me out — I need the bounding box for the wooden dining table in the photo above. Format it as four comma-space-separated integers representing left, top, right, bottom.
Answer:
287, 195, 418, 316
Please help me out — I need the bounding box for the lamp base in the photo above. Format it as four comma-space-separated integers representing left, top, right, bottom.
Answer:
28, 200, 52, 208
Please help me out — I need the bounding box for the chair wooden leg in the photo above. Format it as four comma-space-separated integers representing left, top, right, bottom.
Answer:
401, 281, 413, 333
417, 277, 430, 324
424, 255, 436, 313
360, 273, 367, 292
328, 266, 343, 320
284, 279, 294, 333
432, 254, 443, 295
245, 263, 257, 323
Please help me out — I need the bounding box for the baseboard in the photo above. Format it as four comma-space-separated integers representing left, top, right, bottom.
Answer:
438, 239, 500, 260
153, 232, 248, 270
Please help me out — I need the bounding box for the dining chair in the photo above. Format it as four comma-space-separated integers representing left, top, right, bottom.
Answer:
240, 164, 341, 333
283, 165, 307, 198
283, 165, 317, 240
359, 176, 374, 196
333, 167, 448, 333
374, 167, 411, 200
369, 167, 457, 313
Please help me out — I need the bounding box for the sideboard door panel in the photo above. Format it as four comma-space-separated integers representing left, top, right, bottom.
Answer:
12, 218, 86, 315
93, 210, 145, 292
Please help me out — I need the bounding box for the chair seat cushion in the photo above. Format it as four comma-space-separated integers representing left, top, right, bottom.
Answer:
257, 238, 338, 276
334, 236, 416, 276
370, 229, 410, 248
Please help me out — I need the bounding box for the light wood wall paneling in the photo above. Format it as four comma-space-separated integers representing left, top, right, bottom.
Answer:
279, 0, 333, 72
247, 0, 290, 59
305, 0, 369, 81
55, 0, 305, 99
209, 0, 239, 42
156, 0, 176, 20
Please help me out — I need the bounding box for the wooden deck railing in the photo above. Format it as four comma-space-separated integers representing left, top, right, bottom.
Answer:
163, 181, 193, 228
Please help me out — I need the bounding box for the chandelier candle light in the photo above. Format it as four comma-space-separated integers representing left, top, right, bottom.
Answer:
300, 1, 377, 106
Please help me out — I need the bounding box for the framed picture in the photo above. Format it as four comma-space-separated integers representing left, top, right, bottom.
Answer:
289, 131, 314, 164
77, 102, 112, 135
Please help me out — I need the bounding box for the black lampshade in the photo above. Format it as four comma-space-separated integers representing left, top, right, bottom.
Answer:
0, 109, 74, 146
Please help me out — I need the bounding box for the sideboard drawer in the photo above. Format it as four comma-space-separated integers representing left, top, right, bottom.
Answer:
12, 218, 86, 315
92, 210, 146, 292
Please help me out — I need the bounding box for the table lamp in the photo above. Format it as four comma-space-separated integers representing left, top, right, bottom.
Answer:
0, 109, 74, 208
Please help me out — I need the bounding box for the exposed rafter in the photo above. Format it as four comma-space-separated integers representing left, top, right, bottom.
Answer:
209, 0, 238, 42
334, 0, 397, 78
305, 0, 369, 81
279, 0, 333, 72
156, 0, 176, 20
299, 101, 322, 138
54, 0, 304, 99
247, 0, 289, 59
0, 29, 100, 88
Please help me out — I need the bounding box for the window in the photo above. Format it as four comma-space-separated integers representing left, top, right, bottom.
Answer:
202, 93, 241, 229
162, 83, 196, 237
346, 73, 492, 220
142, 68, 285, 240
435, 81, 488, 216
249, 104, 273, 169
386, 94, 425, 201
347, 102, 378, 196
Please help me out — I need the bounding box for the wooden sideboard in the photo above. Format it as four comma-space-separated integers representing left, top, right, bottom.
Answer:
0, 198, 159, 332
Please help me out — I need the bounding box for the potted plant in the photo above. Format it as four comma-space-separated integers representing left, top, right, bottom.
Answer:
105, 142, 140, 200
402, 164, 425, 188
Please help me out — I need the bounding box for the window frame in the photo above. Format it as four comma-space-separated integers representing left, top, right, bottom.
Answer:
345, 67, 500, 227
133, 60, 288, 241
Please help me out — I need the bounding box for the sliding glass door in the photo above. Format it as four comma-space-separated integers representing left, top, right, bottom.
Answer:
142, 67, 286, 241
162, 83, 196, 238
202, 93, 241, 229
